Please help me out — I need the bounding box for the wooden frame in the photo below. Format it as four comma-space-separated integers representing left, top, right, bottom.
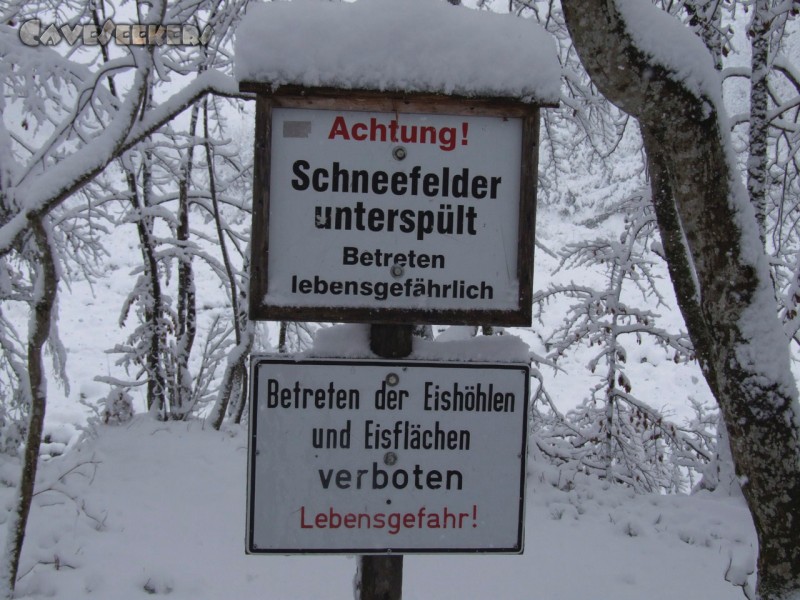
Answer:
243, 84, 542, 326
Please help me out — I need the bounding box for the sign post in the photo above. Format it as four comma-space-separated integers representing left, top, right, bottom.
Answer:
236, 2, 561, 593
243, 83, 547, 600
242, 88, 541, 600
359, 324, 411, 600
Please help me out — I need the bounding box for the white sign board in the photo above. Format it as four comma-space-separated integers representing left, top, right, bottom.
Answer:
253, 103, 534, 324
247, 357, 529, 554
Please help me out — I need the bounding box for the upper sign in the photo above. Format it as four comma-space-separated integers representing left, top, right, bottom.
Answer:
246, 357, 530, 554
247, 92, 539, 325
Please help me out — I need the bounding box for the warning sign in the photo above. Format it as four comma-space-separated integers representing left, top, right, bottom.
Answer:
246, 357, 529, 554
248, 95, 538, 325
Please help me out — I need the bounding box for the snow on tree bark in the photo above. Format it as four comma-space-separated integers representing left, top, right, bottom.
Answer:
0, 220, 57, 598
561, 1, 800, 598
0, 67, 238, 259
173, 103, 201, 420
748, 0, 772, 246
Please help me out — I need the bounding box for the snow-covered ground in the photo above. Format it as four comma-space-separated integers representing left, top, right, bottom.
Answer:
2, 416, 754, 599
0, 0, 785, 595
0, 204, 759, 599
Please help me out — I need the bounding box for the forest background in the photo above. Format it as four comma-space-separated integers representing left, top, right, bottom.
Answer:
0, 0, 798, 598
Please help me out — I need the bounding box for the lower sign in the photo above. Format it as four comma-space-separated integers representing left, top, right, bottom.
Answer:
247, 357, 530, 554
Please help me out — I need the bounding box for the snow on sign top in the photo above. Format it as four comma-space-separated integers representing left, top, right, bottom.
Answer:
234, 0, 561, 103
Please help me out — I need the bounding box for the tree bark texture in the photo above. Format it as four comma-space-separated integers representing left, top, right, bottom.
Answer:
174, 103, 200, 419
129, 167, 166, 419
211, 252, 253, 431
0, 220, 57, 597
747, 0, 772, 245
561, 2, 800, 598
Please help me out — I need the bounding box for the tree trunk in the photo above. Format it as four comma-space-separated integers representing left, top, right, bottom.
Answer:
173, 103, 201, 419
127, 168, 166, 419
0, 219, 58, 598
561, 2, 800, 597
747, 0, 772, 245
95, 19, 166, 418
209, 333, 252, 431
211, 240, 252, 430
232, 359, 250, 425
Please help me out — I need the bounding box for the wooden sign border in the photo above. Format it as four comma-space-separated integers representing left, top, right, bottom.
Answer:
242, 84, 541, 326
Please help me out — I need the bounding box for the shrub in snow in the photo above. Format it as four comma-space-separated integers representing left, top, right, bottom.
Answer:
0, 418, 25, 457
531, 193, 716, 493
102, 388, 134, 425
0, 387, 30, 457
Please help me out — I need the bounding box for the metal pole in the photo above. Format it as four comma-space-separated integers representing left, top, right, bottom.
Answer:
356, 323, 412, 600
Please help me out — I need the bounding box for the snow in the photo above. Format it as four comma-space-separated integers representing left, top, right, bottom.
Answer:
0, 65, 238, 256
12, 216, 757, 596
0, 194, 758, 598
615, 0, 800, 423
0, 416, 755, 599
735, 270, 800, 414
234, 0, 561, 103
0, 3, 778, 594
720, 106, 800, 417
614, 0, 722, 106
